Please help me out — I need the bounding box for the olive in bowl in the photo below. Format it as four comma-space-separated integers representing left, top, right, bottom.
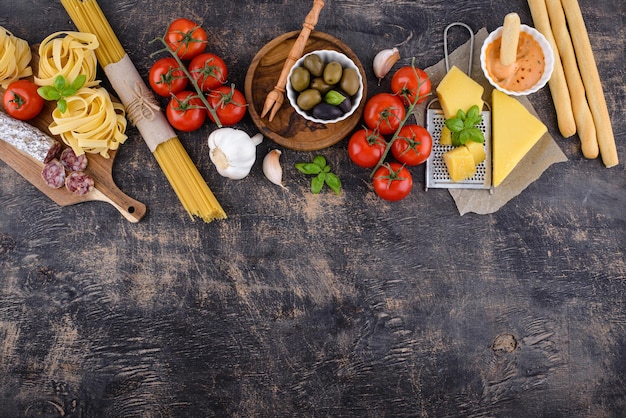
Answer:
286, 50, 363, 124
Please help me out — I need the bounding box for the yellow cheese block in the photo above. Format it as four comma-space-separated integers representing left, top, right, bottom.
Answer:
464, 141, 486, 165
436, 65, 485, 119
492, 89, 547, 187
443, 146, 476, 182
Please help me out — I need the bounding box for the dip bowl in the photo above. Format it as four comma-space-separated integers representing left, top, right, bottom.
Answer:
286, 49, 363, 124
480, 24, 554, 96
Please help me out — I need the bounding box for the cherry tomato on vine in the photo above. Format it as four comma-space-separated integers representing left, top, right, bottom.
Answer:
189, 52, 228, 92
363, 93, 406, 135
390, 66, 431, 106
206, 85, 247, 126
149, 57, 188, 97
166, 90, 206, 132
3, 80, 44, 121
347, 128, 387, 168
391, 124, 432, 166
372, 162, 413, 201
165, 18, 207, 60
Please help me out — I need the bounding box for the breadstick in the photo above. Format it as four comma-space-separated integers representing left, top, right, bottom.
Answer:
500, 13, 521, 66
561, 0, 618, 168
527, 0, 576, 138
545, 0, 598, 159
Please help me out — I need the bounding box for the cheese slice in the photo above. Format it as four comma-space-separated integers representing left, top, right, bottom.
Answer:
436, 65, 484, 119
443, 146, 476, 182
492, 89, 547, 187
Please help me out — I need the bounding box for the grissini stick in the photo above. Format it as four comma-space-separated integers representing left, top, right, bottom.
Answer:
527, 0, 577, 138
545, 0, 598, 159
261, 0, 325, 122
500, 13, 521, 66
561, 0, 618, 167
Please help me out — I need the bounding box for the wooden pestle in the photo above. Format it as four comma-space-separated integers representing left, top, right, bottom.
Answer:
261, 0, 325, 121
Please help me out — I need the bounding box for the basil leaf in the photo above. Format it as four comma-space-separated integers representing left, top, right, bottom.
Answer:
313, 155, 327, 169
459, 129, 471, 145
445, 117, 464, 133
456, 108, 465, 120
467, 127, 485, 143
54, 75, 66, 91
451, 132, 462, 147
324, 90, 346, 106
57, 98, 68, 114
38, 86, 60, 101
325, 172, 342, 195
71, 74, 87, 90
311, 173, 325, 194
466, 105, 480, 120
295, 162, 321, 175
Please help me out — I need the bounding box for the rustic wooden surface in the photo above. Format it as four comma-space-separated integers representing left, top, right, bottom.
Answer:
0, 1, 624, 417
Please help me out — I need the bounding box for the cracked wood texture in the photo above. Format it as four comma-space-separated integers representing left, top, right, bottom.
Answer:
0, 1, 624, 417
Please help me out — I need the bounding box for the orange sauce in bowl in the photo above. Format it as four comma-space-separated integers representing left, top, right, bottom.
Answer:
485, 32, 545, 92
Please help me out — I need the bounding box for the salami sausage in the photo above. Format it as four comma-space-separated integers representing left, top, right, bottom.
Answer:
41, 159, 66, 189
60, 147, 88, 171
65, 171, 94, 196
0, 111, 61, 163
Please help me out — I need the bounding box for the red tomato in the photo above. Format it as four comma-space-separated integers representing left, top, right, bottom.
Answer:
206, 85, 247, 126
3, 80, 44, 121
390, 66, 432, 106
188, 52, 228, 92
372, 162, 413, 201
164, 18, 208, 60
347, 128, 387, 168
390, 124, 432, 166
148, 57, 188, 97
363, 93, 406, 135
166, 91, 206, 131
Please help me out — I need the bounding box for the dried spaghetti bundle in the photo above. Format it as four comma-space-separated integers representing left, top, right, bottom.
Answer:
61, 0, 226, 222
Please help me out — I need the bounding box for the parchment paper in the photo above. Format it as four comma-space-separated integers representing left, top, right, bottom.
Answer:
415, 28, 568, 215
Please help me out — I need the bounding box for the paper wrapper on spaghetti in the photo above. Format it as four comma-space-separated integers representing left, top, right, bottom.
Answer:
104, 55, 174, 152
414, 28, 568, 215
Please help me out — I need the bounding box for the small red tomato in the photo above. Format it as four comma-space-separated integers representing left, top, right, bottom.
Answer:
149, 57, 188, 97
166, 91, 206, 132
390, 124, 432, 166
206, 85, 247, 126
363, 93, 406, 135
390, 66, 432, 106
164, 18, 208, 60
3, 79, 44, 120
188, 52, 228, 92
372, 162, 413, 201
347, 128, 387, 168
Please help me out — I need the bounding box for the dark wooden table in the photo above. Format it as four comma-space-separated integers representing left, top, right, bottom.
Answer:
1, 1, 624, 417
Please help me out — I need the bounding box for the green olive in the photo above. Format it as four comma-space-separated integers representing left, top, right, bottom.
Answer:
340, 68, 360, 97
310, 77, 333, 96
303, 54, 324, 77
290, 67, 311, 92
323, 61, 343, 85
297, 88, 322, 111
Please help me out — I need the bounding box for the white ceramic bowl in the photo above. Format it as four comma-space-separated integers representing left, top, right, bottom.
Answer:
480, 24, 554, 96
286, 49, 363, 124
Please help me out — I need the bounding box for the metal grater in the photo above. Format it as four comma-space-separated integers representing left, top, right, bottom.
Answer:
425, 22, 492, 191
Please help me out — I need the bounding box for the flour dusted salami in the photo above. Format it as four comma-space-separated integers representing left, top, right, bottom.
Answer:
60, 147, 88, 171
41, 159, 66, 189
65, 171, 94, 196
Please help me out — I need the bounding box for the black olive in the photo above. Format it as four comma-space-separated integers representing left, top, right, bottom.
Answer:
311, 102, 344, 120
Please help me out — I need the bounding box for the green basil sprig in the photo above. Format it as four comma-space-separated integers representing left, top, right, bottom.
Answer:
295, 155, 342, 195
444, 105, 485, 146
37, 74, 87, 113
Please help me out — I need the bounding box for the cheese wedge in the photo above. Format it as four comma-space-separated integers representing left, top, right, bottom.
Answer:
443, 146, 476, 182
436, 65, 485, 119
464, 140, 486, 165
492, 89, 547, 187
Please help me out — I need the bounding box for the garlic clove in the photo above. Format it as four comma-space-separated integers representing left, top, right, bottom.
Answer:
373, 47, 400, 85
263, 149, 287, 189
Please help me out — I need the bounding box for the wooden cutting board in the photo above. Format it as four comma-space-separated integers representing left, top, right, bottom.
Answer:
0, 49, 146, 222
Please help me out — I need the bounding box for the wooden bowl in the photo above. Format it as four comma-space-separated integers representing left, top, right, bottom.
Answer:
245, 31, 367, 151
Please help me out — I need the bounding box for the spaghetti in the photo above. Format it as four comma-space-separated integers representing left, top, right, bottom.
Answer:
61, 0, 226, 222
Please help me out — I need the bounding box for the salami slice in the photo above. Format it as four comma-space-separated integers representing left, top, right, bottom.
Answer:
64, 171, 95, 196
43, 141, 63, 164
41, 159, 66, 189
60, 147, 88, 171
